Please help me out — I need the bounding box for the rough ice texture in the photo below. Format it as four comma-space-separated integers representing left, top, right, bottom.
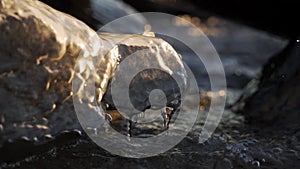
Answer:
98, 33, 186, 114
0, 0, 99, 145
0, 0, 186, 146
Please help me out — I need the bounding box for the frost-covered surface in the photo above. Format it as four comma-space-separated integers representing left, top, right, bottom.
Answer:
0, 0, 100, 146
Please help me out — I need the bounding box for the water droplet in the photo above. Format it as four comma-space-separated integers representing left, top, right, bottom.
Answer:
21, 136, 30, 141
252, 160, 260, 167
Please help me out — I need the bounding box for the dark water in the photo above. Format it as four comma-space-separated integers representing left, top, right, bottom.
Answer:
1, 113, 300, 169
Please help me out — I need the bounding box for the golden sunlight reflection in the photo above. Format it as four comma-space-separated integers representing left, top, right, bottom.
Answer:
44, 134, 53, 139
200, 90, 226, 111
36, 124, 49, 130
173, 15, 223, 36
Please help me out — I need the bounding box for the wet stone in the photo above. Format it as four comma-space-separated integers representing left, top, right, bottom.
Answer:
240, 38, 300, 126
